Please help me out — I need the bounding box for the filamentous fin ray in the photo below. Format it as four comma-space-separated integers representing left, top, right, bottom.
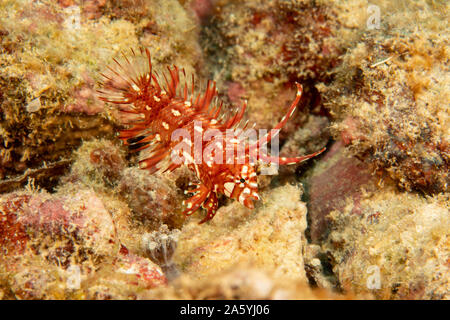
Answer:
98, 48, 324, 224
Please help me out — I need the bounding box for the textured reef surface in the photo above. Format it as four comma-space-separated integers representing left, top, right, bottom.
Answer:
0, 0, 448, 299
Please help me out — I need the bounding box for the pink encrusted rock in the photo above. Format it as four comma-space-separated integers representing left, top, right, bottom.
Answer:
340, 116, 366, 146
1, 190, 169, 299
62, 72, 105, 115
25, 190, 116, 255
306, 141, 378, 242
0, 194, 31, 257
190, 0, 215, 23
0, 189, 117, 265
227, 81, 246, 106
81, 0, 107, 20
115, 250, 168, 289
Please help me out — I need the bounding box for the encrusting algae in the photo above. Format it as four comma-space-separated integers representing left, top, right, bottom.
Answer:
317, 0, 449, 194
0, 0, 449, 300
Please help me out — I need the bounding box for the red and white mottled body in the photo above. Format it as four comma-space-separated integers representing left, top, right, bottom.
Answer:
98, 48, 324, 223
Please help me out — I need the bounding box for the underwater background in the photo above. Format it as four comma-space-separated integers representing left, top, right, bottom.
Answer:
0, 0, 448, 299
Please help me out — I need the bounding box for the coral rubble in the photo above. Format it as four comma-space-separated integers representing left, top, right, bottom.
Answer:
201, 0, 344, 132
323, 188, 449, 299
318, 0, 449, 193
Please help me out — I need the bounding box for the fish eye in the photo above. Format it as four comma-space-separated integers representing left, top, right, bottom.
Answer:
240, 178, 246, 183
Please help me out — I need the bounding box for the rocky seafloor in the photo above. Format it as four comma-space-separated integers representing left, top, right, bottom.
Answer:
0, 0, 448, 300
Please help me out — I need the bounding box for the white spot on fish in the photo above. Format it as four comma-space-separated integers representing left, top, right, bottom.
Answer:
193, 163, 201, 178
290, 107, 296, 117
